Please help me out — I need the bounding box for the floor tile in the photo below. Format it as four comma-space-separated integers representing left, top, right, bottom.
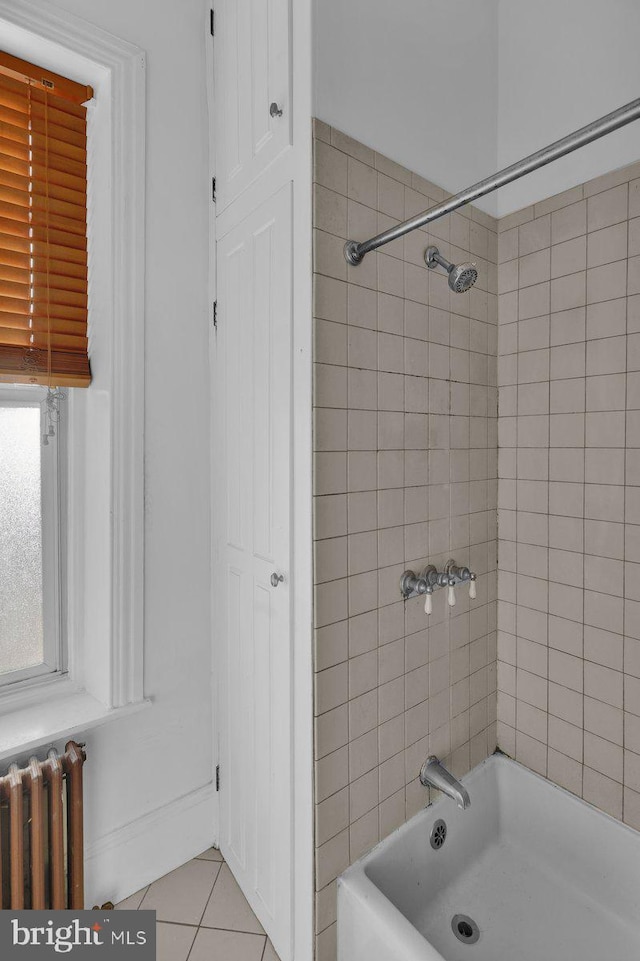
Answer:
115, 887, 148, 910
196, 847, 224, 861
140, 858, 221, 925
188, 928, 266, 961
201, 863, 265, 934
156, 922, 197, 961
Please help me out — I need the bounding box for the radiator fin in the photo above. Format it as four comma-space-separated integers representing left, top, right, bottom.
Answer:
0, 740, 86, 909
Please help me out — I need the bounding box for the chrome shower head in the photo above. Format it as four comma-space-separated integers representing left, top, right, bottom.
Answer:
425, 245, 478, 293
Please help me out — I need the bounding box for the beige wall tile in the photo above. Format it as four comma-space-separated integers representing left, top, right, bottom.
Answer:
584, 161, 640, 199
588, 222, 628, 268
313, 127, 500, 937
586, 260, 627, 305
585, 696, 622, 744
583, 767, 622, 818
519, 216, 550, 256
587, 184, 628, 232
547, 747, 583, 795
586, 299, 626, 340
315, 141, 348, 195
316, 830, 350, 889
316, 788, 349, 847
551, 201, 586, 245
331, 128, 375, 166
552, 236, 587, 279
535, 185, 584, 219
551, 272, 586, 313
519, 282, 550, 320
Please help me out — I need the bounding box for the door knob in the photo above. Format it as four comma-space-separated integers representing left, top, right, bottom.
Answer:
270, 572, 284, 587
270, 101, 283, 118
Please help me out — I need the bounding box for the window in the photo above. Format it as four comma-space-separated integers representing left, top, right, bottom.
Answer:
0, 1, 145, 758
0, 52, 89, 688
0, 385, 63, 685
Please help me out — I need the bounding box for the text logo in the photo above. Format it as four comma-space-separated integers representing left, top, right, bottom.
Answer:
0, 912, 155, 958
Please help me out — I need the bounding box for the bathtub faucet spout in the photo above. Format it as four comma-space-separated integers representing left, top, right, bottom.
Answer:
420, 756, 471, 810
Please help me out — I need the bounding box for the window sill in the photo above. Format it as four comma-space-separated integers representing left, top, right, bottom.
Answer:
0, 679, 151, 764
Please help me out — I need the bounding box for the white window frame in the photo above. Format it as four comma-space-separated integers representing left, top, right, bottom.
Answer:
0, 385, 65, 687
0, 1, 148, 759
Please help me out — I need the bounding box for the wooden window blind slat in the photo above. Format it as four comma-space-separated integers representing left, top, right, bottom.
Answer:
0, 136, 29, 162
0, 257, 31, 287
32, 127, 87, 163
0, 199, 29, 223
32, 284, 87, 308
0, 257, 29, 277
0, 274, 30, 297
31, 152, 86, 182
32, 262, 87, 285
32, 180, 86, 208
30, 100, 86, 131
0, 294, 29, 314
33, 304, 87, 324
0, 51, 91, 387
0, 168, 30, 194
31, 195, 86, 224
0, 326, 87, 351
0, 119, 29, 142
0, 101, 26, 124
0, 216, 29, 237
0, 314, 87, 334
0, 185, 30, 209
31, 166, 86, 196
31, 133, 86, 166
0, 151, 28, 177
30, 209, 86, 238
0, 87, 28, 114
33, 118, 87, 150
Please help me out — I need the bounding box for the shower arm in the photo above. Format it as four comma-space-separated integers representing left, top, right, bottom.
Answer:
343, 95, 640, 265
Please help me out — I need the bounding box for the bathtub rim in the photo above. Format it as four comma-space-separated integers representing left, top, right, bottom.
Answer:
338, 749, 640, 961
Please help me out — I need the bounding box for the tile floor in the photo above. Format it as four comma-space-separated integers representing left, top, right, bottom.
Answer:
116, 848, 280, 961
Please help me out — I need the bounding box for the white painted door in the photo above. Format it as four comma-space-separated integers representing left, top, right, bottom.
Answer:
214, 0, 291, 211
215, 183, 293, 959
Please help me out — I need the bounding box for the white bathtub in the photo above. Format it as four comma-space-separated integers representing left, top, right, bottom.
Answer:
338, 753, 640, 961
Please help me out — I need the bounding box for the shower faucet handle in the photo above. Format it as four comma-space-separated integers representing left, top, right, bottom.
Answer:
447, 578, 456, 607
424, 585, 434, 616
400, 563, 474, 612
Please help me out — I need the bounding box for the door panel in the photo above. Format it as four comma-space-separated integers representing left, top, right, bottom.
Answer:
214, 0, 292, 210
216, 183, 292, 959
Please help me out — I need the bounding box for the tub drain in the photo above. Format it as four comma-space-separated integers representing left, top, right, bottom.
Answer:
429, 819, 447, 849
452, 914, 480, 945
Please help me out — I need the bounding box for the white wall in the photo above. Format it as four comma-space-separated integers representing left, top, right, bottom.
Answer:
315, 0, 640, 219
314, 0, 500, 213
42, 0, 213, 903
497, 0, 640, 215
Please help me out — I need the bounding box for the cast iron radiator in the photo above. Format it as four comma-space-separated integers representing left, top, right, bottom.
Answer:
0, 740, 86, 909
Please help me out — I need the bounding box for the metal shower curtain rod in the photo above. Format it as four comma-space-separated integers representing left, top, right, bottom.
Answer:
343, 95, 640, 265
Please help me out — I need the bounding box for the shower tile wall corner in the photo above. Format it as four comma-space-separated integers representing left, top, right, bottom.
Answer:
497, 158, 640, 831
312, 119, 499, 961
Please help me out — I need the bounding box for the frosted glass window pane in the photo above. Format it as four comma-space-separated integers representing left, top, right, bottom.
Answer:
0, 406, 44, 674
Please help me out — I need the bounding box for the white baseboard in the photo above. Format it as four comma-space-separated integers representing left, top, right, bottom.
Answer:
85, 782, 216, 906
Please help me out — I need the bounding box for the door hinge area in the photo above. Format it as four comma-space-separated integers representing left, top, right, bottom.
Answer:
213, 301, 218, 329
216, 764, 220, 792
212, 177, 216, 202
210, 9, 215, 35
